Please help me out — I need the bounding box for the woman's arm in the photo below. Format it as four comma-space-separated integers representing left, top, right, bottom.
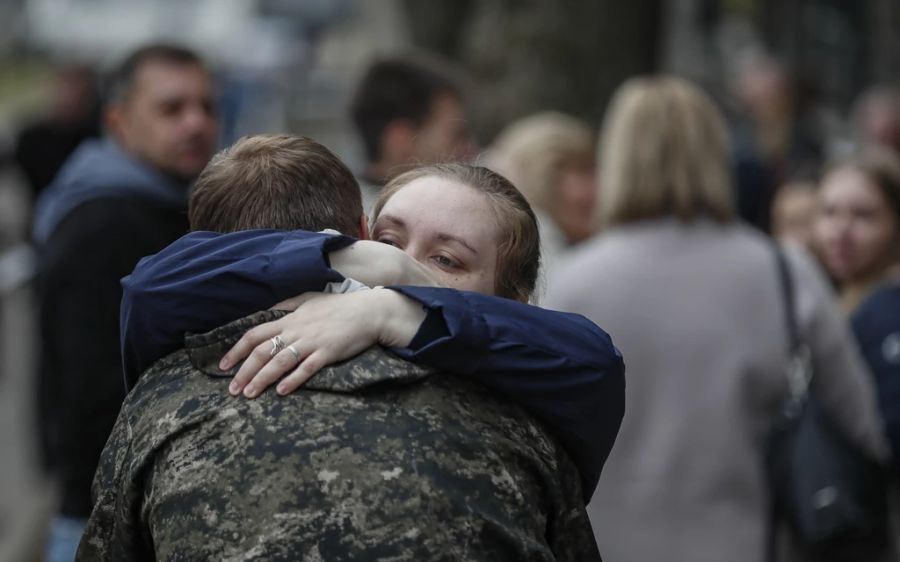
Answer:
328, 240, 445, 289
221, 289, 427, 397
387, 286, 625, 502
120, 229, 440, 388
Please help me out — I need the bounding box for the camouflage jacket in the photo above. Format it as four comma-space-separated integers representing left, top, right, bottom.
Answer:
77, 311, 600, 561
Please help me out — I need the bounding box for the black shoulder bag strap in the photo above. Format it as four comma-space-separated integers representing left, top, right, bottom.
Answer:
774, 245, 800, 355
767, 243, 804, 562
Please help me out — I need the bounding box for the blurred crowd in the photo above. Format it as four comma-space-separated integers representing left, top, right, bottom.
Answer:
0, 6, 898, 562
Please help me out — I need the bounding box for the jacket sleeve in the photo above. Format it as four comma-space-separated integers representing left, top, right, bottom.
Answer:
386, 286, 626, 502
788, 245, 889, 461
120, 229, 355, 388
75, 406, 141, 561
546, 443, 604, 562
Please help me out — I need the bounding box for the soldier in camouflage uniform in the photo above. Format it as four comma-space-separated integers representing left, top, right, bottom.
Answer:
76, 310, 601, 561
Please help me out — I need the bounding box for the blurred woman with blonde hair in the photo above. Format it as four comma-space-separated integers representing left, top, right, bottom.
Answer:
546, 76, 887, 562
487, 111, 597, 279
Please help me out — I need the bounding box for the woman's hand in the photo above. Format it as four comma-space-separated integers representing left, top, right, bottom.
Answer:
219, 289, 427, 398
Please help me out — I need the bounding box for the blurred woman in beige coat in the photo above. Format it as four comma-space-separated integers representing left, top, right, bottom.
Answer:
545, 77, 888, 562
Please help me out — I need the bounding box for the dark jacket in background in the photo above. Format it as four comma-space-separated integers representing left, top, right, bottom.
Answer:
730, 115, 823, 233
852, 282, 900, 478
77, 311, 600, 562
14, 116, 100, 200
34, 138, 190, 518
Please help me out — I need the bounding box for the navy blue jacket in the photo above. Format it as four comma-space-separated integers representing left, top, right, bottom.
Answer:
851, 283, 900, 476
120, 229, 626, 500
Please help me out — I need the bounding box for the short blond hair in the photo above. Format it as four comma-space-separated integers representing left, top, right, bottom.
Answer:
488, 111, 595, 213
599, 76, 735, 227
190, 134, 362, 234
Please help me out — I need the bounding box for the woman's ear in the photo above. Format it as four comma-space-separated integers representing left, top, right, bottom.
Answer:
358, 213, 370, 240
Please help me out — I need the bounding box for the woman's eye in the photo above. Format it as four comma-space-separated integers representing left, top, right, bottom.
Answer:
377, 237, 400, 248
432, 255, 460, 269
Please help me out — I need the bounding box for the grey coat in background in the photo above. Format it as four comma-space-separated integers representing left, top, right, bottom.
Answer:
546, 218, 888, 562
76, 310, 599, 562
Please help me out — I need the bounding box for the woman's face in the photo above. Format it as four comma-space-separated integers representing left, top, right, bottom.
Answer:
814, 167, 900, 283
372, 176, 500, 294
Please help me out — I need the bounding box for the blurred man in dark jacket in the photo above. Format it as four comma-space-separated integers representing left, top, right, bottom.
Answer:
33, 43, 218, 561
350, 57, 477, 213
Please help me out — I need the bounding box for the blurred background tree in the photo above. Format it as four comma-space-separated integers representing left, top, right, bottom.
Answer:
403, 0, 662, 141
401, 0, 899, 143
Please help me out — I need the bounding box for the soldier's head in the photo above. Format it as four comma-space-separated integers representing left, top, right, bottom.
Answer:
105, 44, 219, 182
350, 57, 476, 183
371, 164, 540, 302
189, 134, 365, 237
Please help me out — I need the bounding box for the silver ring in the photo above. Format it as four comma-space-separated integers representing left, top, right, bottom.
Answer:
285, 344, 301, 364
270, 335, 286, 357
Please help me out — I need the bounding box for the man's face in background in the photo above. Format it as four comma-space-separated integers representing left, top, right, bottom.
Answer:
109, 60, 219, 181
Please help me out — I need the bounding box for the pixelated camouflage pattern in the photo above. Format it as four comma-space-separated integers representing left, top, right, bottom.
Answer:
77, 311, 600, 561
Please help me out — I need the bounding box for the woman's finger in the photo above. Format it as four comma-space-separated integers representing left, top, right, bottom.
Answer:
242, 343, 309, 398
228, 338, 278, 395
276, 350, 329, 396
219, 320, 283, 371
